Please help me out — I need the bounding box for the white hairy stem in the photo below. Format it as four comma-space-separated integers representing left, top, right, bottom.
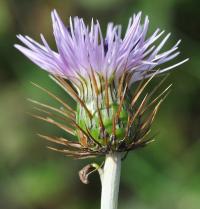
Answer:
100, 153, 122, 209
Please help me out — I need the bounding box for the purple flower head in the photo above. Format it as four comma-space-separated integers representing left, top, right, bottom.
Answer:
15, 10, 188, 85
14, 10, 188, 160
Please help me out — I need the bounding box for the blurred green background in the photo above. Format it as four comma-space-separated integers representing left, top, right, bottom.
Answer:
0, 0, 199, 208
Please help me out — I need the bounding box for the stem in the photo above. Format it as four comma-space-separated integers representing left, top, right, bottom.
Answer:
101, 152, 122, 209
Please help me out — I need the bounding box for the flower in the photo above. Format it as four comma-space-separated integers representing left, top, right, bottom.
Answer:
15, 10, 188, 159
15, 10, 187, 84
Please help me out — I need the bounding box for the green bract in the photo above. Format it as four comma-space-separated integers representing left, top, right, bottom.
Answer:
29, 72, 170, 159
76, 99, 129, 146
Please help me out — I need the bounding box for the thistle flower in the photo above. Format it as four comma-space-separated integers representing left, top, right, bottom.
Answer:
15, 10, 188, 160
15, 10, 188, 209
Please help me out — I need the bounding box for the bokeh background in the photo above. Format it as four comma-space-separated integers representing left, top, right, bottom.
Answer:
0, 0, 199, 208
